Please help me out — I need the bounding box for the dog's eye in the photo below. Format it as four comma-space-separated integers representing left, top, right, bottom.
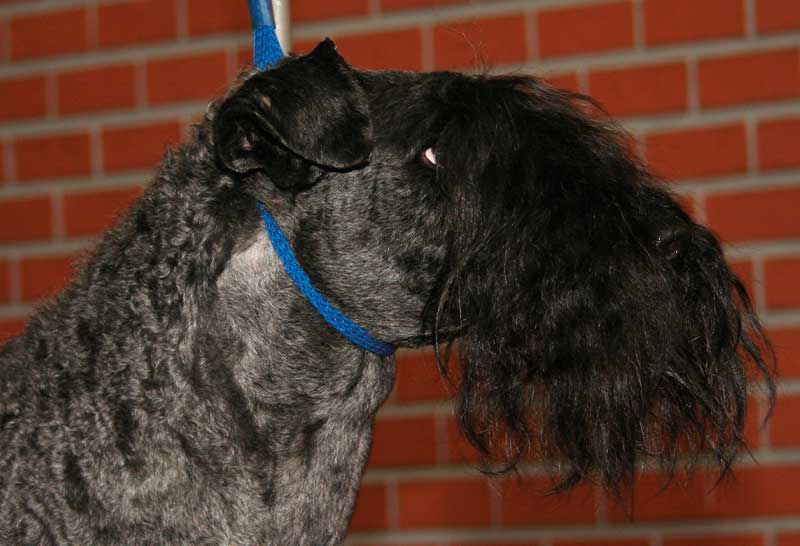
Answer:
421, 147, 437, 168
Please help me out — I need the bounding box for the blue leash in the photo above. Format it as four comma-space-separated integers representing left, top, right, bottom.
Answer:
257, 203, 396, 357
249, 0, 284, 70
249, 2, 395, 356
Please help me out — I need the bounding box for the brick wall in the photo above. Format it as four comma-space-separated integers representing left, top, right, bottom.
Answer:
0, 0, 798, 545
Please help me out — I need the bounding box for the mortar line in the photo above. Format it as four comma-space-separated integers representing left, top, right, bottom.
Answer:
175, 0, 188, 41
8, 256, 20, 305
752, 254, 767, 319
0, 172, 149, 199
51, 188, 65, 242
686, 54, 700, 114
45, 71, 59, 119
0, 304, 34, 320
85, 0, 98, 52
745, 0, 758, 39
526, 10, 539, 62
692, 187, 708, 225
386, 478, 400, 531
420, 24, 434, 72
89, 126, 103, 178
0, 18, 9, 62
2, 138, 14, 182
632, 0, 645, 50
368, 0, 381, 16
745, 115, 759, 174
134, 59, 148, 108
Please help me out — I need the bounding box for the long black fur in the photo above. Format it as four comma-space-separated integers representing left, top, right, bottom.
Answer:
424, 76, 774, 492
0, 40, 774, 544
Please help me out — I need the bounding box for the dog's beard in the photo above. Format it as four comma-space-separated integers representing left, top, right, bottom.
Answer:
433, 212, 772, 495
423, 77, 774, 495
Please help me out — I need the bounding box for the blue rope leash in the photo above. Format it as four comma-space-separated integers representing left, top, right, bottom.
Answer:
249, 3, 395, 356
249, 0, 284, 70
257, 203, 397, 357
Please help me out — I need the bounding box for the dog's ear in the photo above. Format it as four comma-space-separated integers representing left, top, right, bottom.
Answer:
214, 39, 373, 176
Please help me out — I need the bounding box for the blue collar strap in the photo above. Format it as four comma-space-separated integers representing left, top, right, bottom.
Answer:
257, 202, 397, 357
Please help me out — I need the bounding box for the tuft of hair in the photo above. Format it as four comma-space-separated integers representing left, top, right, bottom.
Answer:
428, 75, 776, 496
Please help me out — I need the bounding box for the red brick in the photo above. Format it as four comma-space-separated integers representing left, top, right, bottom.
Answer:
0, 196, 52, 243
433, 14, 527, 70
395, 351, 451, 403
729, 260, 755, 301
705, 466, 800, 518
538, 2, 634, 59
608, 472, 709, 522
63, 187, 143, 238
646, 123, 747, 181
554, 541, 648, 546
147, 51, 228, 105
102, 121, 182, 174
98, 0, 178, 48
757, 0, 800, 34
10, 8, 89, 60
502, 477, 597, 526
0, 318, 26, 342
644, 0, 745, 45
764, 257, 800, 309
699, 49, 800, 109
397, 478, 490, 528
446, 416, 481, 465
237, 45, 253, 69
369, 415, 438, 467
771, 394, 800, 448
0, 259, 9, 304
663, 535, 765, 546
769, 327, 800, 378
0, 19, 5, 61
589, 62, 687, 117
382, 0, 467, 11
15, 132, 92, 182
0, 76, 47, 121
758, 117, 800, 171
779, 533, 800, 546
706, 187, 800, 243
744, 396, 764, 449
349, 483, 388, 531
324, 28, 423, 71
292, 0, 369, 23
545, 72, 580, 93
20, 254, 75, 302
57, 64, 137, 116
611, 467, 800, 521
187, 0, 249, 36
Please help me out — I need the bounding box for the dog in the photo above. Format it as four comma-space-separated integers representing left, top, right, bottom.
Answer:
0, 39, 774, 545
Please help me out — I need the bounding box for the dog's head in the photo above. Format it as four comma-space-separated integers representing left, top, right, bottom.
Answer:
213, 40, 774, 494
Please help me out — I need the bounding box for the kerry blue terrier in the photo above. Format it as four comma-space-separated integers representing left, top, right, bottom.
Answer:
0, 39, 774, 545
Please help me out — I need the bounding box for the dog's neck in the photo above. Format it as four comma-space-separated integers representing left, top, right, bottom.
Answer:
208, 217, 396, 542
